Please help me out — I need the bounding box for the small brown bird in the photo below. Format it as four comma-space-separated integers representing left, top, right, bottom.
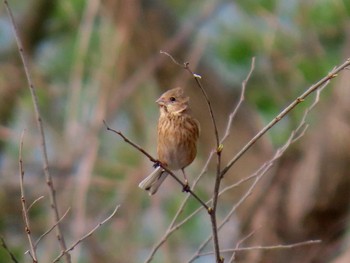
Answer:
139, 87, 200, 195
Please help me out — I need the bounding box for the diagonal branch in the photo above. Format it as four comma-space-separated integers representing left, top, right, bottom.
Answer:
221, 58, 350, 178
103, 121, 209, 210
53, 204, 120, 263
0, 235, 19, 263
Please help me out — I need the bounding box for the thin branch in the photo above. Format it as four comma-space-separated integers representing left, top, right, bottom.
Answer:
34, 208, 71, 249
195, 240, 321, 260
53, 204, 120, 263
18, 130, 38, 262
221, 57, 255, 144
103, 121, 209, 210
0, 235, 19, 263
229, 229, 256, 263
27, 195, 45, 212
3, 1, 70, 261
221, 58, 350, 178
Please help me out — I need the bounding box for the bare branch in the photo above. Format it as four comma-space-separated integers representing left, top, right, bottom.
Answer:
221, 58, 350, 178
0, 235, 19, 263
193, 240, 321, 261
27, 195, 45, 212
3, 1, 70, 261
221, 57, 255, 144
34, 208, 71, 249
53, 204, 120, 263
229, 229, 257, 263
18, 130, 38, 262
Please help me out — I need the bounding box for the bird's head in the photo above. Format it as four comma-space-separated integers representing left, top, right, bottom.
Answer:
156, 87, 189, 115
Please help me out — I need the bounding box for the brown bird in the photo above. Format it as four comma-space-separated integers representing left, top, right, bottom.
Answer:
139, 87, 200, 195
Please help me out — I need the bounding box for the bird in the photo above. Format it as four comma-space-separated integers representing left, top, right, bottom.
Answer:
138, 87, 200, 195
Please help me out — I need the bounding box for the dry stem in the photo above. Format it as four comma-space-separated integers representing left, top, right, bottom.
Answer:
221, 59, 350, 178
18, 131, 38, 262
3, 1, 70, 261
53, 204, 120, 263
0, 235, 19, 263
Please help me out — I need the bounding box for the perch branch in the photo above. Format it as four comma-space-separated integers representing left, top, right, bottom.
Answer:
103, 121, 209, 210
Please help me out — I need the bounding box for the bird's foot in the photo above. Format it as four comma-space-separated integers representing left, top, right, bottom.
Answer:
182, 180, 190, 192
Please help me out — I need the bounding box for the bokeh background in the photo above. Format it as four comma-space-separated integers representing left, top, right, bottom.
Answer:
1, 0, 350, 262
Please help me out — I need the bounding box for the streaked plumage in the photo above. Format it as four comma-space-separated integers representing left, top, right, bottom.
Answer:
139, 87, 200, 195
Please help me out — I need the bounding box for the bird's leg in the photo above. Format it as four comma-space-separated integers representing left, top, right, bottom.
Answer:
181, 168, 190, 192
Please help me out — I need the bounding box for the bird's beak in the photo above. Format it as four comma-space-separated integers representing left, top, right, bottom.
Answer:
156, 97, 165, 106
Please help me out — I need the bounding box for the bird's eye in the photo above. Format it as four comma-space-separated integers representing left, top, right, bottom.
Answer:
169, 97, 176, 102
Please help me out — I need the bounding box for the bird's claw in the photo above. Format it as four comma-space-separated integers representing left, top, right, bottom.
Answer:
182, 181, 190, 192
153, 160, 161, 168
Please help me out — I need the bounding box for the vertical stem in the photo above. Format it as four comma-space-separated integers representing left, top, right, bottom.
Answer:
3, 1, 70, 262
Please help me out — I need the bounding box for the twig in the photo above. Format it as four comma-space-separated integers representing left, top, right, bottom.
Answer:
0, 235, 19, 263
27, 196, 45, 212
3, 1, 70, 261
18, 130, 38, 262
34, 208, 71, 249
221, 58, 350, 178
53, 204, 120, 263
194, 240, 321, 260
221, 57, 255, 144
229, 229, 256, 263
103, 121, 209, 210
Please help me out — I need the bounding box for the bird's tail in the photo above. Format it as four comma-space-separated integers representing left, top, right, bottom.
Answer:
138, 166, 168, 195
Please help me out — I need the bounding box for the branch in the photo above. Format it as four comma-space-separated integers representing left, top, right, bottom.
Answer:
228, 230, 257, 263
221, 58, 350, 178
193, 240, 321, 261
3, 1, 70, 261
221, 57, 255, 144
188, 81, 328, 261
27, 195, 45, 212
103, 121, 209, 211
160, 50, 224, 263
53, 204, 120, 263
0, 235, 19, 263
18, 130, 38, 262
34, 208, 71, 250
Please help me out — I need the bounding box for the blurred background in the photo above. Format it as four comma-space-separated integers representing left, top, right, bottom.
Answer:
0, 0, 350, 262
